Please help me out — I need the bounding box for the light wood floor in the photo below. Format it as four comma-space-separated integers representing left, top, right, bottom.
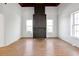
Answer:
0, 38, 79, 56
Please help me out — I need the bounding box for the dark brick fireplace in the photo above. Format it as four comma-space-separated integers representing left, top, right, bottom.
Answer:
33, 4, 46, 38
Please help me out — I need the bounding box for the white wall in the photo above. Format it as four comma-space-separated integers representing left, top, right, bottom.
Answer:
58, 3, 79, 47
0, 4, 5, 47
1, 3, 21, 46
45, 7, 58, 37
21, 7, 34, 37
0, 3, 21, 47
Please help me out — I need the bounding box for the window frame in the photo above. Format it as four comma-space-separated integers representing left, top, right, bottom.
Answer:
71, 10, 79, 38
26, 20, 33, 32
47, 19, 53, 33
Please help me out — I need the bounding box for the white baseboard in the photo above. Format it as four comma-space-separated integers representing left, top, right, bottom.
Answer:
59, 37, 79, 48
1, 37, 21, 47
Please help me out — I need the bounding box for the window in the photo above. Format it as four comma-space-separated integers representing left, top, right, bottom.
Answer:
71, 11, 79, 38
47, 19, 53, 33
26, 20, 33, 32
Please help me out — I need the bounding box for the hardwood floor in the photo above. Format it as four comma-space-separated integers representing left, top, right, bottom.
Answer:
0, 38, 79, 56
